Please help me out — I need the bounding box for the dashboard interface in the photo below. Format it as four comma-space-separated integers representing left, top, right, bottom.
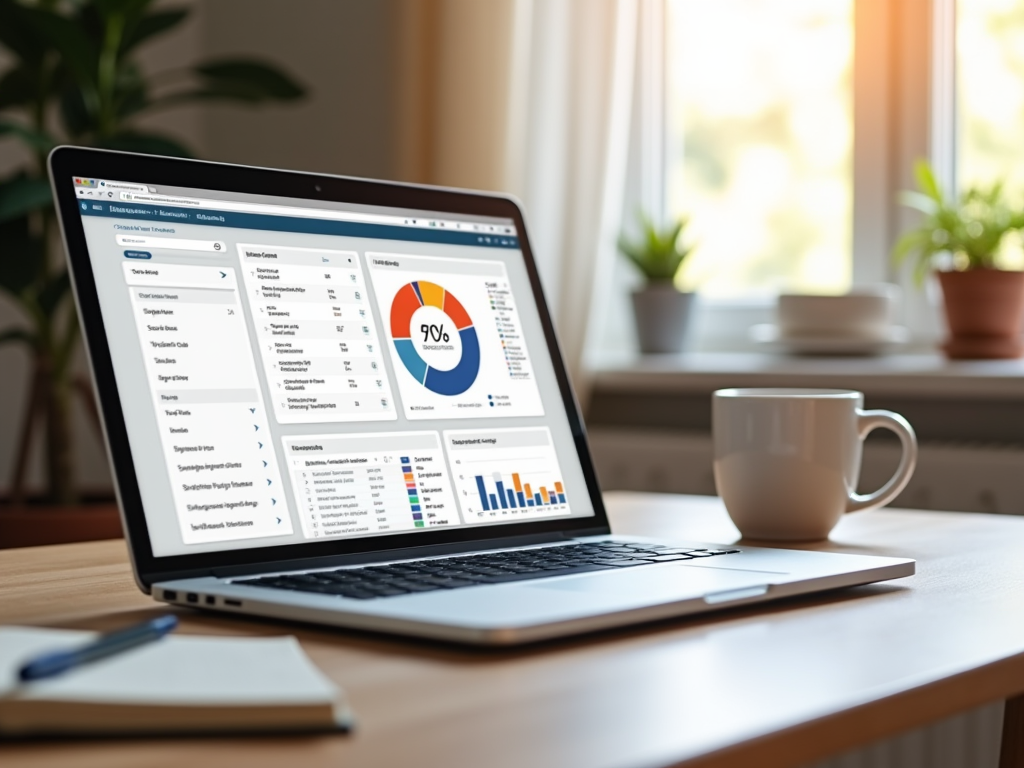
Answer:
71, 176, 595, 557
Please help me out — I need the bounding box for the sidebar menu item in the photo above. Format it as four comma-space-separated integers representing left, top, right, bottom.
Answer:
124, 261, 292, 545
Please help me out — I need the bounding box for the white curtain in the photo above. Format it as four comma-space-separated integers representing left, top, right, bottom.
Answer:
395, 0, 640, 399
501, 0, 639, 399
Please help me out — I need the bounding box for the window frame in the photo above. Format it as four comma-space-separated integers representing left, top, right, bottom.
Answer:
616, 0, 952, 354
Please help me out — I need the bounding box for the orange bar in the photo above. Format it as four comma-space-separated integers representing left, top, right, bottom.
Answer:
403, 473, 414, 482
524, 483, 533, 499
512, 473, 523, 493
541, 488, 550, 504
554, 482, 564, 494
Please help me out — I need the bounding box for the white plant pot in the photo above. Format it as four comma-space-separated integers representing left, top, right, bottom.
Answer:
631, 285, 696, 354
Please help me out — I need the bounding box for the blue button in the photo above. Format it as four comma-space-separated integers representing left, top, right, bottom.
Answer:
124, 250, 152, 259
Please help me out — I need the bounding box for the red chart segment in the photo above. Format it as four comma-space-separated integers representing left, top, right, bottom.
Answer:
390, 282, 422, 339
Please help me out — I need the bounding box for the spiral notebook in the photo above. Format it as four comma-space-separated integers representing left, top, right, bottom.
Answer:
0, 627, 352, 737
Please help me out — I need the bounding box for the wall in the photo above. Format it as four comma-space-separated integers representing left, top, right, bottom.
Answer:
0, 1, 400, 496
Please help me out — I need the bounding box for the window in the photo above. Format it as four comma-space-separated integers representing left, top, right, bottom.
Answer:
665, 0, 854, 298
957, 0, 1024, 270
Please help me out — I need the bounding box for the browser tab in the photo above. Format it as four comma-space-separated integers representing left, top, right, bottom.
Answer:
96, 179, 149, 193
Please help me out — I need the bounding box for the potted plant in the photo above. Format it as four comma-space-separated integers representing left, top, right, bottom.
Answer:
618, 213, 697, 354
893, 160, 1024, 359
0, 0, 305, 547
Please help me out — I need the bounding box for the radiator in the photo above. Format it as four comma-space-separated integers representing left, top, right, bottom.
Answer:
588, 429, 1024, 515
804, 701, 1004, 768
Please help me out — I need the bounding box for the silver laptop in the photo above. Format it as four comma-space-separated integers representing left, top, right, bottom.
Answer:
50, 147, 914, 645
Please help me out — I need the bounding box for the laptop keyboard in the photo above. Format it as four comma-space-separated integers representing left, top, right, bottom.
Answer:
234, 541, 740, 600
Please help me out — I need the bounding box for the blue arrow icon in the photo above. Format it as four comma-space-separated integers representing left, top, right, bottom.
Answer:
276, 517, 281, 524
254, 424, 259, 431
258, 442, 263, 449
250, 407, 256, 414
266, 478, 272, 486
219, 271, 226, 278
263, 460, 268, 467
272, 498, 277, 506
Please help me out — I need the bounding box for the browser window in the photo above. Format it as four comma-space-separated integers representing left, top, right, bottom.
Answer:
71, 177, 595, 557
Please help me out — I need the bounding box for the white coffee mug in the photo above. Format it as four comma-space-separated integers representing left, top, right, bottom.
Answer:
712, 388, 917, 541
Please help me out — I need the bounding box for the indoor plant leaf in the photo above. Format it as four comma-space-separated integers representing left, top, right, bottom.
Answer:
0, 213, 44, 298
0, 120, 57, 153
151, 59, 307, 106
23, 7, 100, 90
0, 0, 50, 65
0, 176, 53, 222
0, 66, 36, 110
120, 8, 189, 53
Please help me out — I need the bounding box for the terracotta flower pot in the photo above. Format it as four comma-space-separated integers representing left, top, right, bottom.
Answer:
937, 269, 1024, 359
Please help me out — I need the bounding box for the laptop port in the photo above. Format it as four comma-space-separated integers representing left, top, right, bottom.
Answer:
205, 595, 216, 606
224, 599, 242, 607
186, 592, 198, 603
162, 590, 177, 601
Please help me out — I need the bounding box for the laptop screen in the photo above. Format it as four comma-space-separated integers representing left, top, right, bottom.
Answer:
70, 176, 596, 558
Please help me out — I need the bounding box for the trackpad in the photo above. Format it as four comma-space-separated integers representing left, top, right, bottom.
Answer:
536, 564, 771, 603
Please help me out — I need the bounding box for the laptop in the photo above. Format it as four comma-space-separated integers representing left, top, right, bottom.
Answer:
49, 147, 914, 645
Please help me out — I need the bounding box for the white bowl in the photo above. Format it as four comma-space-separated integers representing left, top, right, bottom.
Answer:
777, 287, 898, 340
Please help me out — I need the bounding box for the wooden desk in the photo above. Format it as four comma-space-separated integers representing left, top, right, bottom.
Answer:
4, 492, 1024, 768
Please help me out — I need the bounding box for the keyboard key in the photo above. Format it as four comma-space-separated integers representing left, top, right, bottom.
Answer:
646, 554, 696, 562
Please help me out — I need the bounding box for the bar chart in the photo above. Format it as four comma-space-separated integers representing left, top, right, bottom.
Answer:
474, 472, 566, 512
444, 427, 572, 522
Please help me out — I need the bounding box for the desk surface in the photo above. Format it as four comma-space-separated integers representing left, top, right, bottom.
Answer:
4, 492, 1024, 768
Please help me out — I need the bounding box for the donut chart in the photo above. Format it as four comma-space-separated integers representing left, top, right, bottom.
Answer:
390, 280, 480, 396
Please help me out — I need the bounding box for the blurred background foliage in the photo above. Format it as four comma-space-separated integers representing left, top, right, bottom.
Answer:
0, 0, 305, 505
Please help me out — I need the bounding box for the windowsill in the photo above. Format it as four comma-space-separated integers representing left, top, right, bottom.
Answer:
589, 350, 1024, 399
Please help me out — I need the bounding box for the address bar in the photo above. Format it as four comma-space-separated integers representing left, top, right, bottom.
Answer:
120, 191, 410, 227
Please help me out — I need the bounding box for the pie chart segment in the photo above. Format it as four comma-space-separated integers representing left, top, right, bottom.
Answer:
390, 280, 480, 396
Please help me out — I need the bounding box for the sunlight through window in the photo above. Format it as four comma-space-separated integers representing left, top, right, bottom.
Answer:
666, 0, 854, 298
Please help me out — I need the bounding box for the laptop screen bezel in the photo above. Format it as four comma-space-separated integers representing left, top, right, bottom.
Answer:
49, 146, 611, 588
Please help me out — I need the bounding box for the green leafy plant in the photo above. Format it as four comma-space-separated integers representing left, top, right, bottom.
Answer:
893, 160, 1024, 284
0, 0, 305, 505
618, 213, 696, 285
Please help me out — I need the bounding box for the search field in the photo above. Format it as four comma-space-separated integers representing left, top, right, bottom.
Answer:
116, 235, 226, 253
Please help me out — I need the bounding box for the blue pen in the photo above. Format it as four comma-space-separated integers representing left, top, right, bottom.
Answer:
18, 615, 179, 682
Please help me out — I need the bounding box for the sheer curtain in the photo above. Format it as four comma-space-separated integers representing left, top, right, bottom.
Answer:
393, 0, 639, 399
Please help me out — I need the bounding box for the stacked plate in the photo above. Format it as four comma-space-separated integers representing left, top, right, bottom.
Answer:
751, 288, 909, 356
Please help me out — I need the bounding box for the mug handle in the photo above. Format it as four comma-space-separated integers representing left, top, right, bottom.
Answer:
846, 410, 918, 513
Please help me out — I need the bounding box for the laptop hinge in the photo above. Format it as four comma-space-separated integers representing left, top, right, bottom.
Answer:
202, 531, 575, 581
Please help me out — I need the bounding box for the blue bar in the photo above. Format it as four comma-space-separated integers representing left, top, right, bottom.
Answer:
489, 493, 498, 509
517, 491, 526, 507
410, 504, 421, 512
507, 489, 516, 508
476, 476, 489, 511
534, 493, 542, 505
527, 499, 535, 506
558, 494, 566, 504
495, 481, 509, 509
401, 465, 412, 472
400, 457, 410, 463
80, 201, 519, 250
